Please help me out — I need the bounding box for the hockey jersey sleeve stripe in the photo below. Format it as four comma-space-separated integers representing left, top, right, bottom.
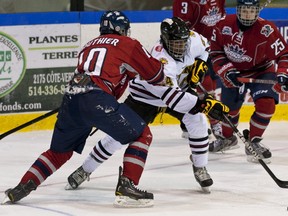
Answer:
129, 84, 159, 98
170, 92, 185, 110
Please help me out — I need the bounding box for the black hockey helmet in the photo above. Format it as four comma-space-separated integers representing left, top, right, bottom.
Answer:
99, 10, 131, 36
236, 0, 260, 26
160, 17, 190, 60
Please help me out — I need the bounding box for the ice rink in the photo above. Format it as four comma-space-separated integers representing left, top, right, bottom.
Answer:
1, 122, 288, 216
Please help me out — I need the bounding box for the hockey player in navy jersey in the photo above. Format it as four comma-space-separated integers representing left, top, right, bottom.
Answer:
209, 0, 288, 163
3, 11, 229, 207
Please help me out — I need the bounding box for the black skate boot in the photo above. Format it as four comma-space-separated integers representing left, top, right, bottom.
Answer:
65, 166, 91, 190
209, 134, 239, 152
243, 129, 272, 164
114, 166, 153, 208
3, 180, 37, 204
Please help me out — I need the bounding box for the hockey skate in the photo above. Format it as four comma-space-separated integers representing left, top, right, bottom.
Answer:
114, 166, 153, 208
189, 155, 213, 193
65, 166, 91, 190
2, 180, 37, 204
210, 122, 223, 140
209, 134, 239, 152
243, 129, 272, 164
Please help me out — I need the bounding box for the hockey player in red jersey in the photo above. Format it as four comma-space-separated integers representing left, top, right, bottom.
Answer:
3, 10, 165, 205
3, 11, 230, 207
209, 0, 288, 163
173, 0, 226, 139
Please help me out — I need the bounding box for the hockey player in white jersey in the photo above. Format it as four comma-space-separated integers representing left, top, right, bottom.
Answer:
65, 17, 229, 207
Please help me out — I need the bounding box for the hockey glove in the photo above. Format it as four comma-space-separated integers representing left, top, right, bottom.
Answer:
224, 70, 243, 88
186, 58, 208, 88
189, 94, 230, 121
277, 72, 288, 92
217, 62, 242, 88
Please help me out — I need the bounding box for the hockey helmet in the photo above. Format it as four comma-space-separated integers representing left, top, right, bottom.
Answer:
236, 0, 260, 26
160, 17, 190, 60
99, 10, 131, 36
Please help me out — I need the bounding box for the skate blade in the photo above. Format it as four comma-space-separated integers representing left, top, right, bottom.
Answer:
113, 196, 154, 208
222, 144, 240, 151
1, 195, 13, 205
64, 183, 77, 190
201, 186, 211, 194
246, 156, 271, 164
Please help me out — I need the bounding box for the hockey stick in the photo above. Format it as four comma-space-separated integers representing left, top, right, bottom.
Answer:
258, 159, 288, 188
0, 108, 59, 140
261, 0, 272, 10
197, 83, 288, 188
237, 77, 277, 85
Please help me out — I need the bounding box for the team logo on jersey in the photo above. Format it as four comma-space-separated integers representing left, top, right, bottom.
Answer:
201, 7, 222, 27
224, 44, 252, 63
190, 31, 195, 37
199, 0, 207, 4
155, 45, 163, 52
233, 31, 244, 45
222, 26, 233, 36
0, 32, 26, 98
260, 25, 274, 37
159, 57, 168, 65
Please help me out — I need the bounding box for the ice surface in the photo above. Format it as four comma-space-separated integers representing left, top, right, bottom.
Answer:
1, 122, 288, 216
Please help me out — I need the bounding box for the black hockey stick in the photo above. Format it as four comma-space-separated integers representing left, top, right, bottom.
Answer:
0, 108, 59, 140
198, 83, 288, 188
258, 159, 288, 188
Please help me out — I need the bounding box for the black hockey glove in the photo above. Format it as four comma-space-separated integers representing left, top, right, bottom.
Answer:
225, 70, 243, 88
190, 94, 230, 121
186, 58, 208, 88
277, 73, 288, 92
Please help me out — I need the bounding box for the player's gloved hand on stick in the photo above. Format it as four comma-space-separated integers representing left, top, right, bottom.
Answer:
186, 58, 208, 88
217, 62, 243, 88
189, 94, 230, 121
224, 70, 243, 88
272, 68, 288, 93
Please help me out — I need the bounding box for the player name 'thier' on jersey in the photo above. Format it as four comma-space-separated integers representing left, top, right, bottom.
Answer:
75, 34, 164, 99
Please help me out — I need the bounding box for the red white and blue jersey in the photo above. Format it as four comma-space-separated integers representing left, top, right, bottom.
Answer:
173, 0, 226, 40
210, 14, 288, 77
75, 34, 164, 99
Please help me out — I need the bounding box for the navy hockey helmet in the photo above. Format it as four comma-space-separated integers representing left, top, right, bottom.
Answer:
236, 0, 260, 26
99, 10, 131, 36
160, 17, 190, 60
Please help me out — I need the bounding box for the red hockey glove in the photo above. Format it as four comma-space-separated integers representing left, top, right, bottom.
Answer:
217, 63, 243, 88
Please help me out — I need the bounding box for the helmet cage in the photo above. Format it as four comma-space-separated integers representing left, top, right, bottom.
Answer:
165, 39, 188, 59
160, 17, 189, 60
236, 1, 260, 26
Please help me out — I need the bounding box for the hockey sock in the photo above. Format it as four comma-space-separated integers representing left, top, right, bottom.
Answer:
250, 97, 275, 139
20, 149, 73, 186
82, 136, 123, 173
122, 126, 152, 185
222, 109, 240, 138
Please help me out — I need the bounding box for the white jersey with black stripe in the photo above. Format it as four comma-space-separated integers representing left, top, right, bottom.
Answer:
128, 30, 209, 108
